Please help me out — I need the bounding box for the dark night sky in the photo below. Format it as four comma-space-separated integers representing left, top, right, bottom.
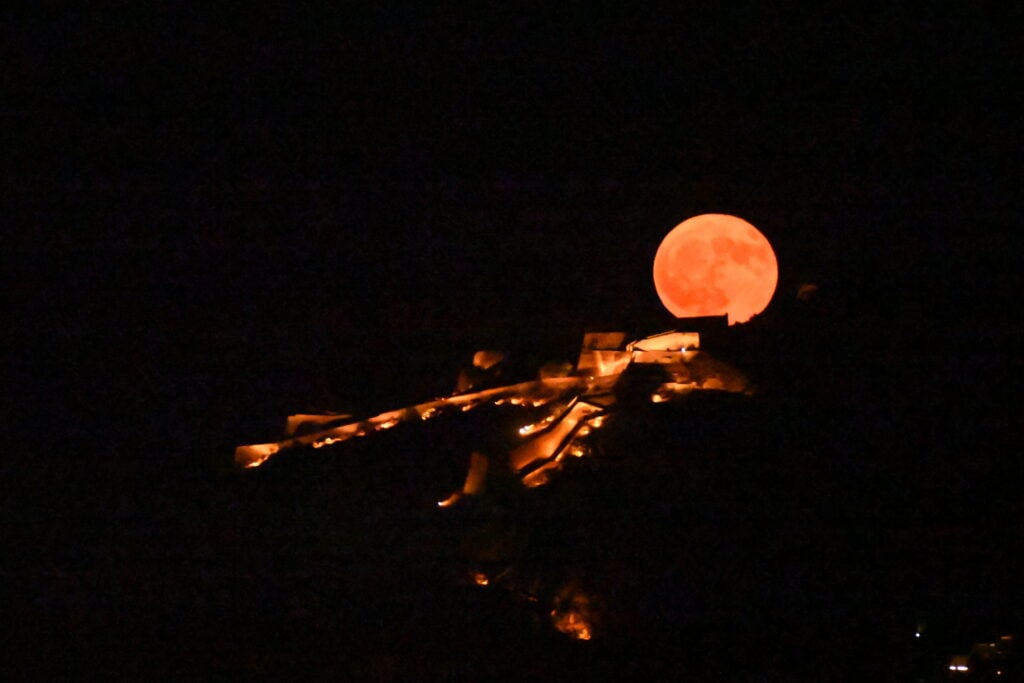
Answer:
11, 3, 1021, 406
8, 0, 1022, 515
5, 3, 1023, 675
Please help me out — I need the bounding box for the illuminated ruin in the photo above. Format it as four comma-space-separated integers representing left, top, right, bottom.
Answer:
233, 214, 773, 642
233, 324, 752, 641
235, 327, 751, 490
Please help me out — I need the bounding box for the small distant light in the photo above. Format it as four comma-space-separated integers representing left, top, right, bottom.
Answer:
915, 632, 921, 638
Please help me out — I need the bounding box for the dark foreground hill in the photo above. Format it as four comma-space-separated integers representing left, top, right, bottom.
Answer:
13, 381, 1021, 680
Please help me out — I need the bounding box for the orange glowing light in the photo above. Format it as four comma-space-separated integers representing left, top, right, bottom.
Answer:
550, 584, 597, 641
508, 400, 602, 472
237, 443, 280, 468
461, 451, 488, 496
437, 492, 461, 508
653, 214, 778, 324
551, 610, 592, 640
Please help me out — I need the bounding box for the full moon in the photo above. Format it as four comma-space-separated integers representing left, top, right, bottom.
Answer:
653, 214, 778, 324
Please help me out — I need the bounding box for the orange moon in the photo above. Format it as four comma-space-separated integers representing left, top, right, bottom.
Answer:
653, 214, 778, 324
